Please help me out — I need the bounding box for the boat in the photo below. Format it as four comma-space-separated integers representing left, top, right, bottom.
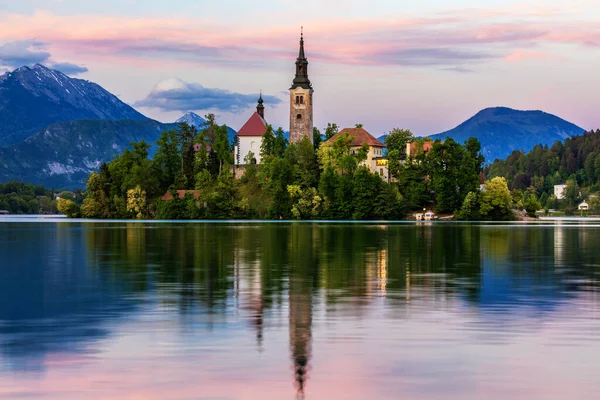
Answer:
424, 211, 435, 221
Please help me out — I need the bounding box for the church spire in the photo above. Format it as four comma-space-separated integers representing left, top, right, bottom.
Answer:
256, 91, 265, 118
291, 28, 311, 90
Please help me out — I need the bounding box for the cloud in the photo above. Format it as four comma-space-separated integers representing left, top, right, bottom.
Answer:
367, 48, 494, 67
0, 7, 598, 70
504, 50, 565, 63
0, 40, 51, 67
135, 78, 283, 113
441, 67, 476, 74
50, 62, 88, 75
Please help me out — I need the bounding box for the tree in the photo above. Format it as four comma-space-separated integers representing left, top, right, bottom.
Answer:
355, 123, 364, 128
312, 127, 322, 150
456, 191, 481, 221
213, 124, 231, 175
324, 123, 339, 140
127, 185, 147, 219
523, 192, 542, 218
288, 185, 322, 219
384, 128, 413, 157
260, 124, 276, 159
480, 177, 513, 220
57, 198, 81, 218
428, 138, 463, 213
286, 137, 319, 188
564, 179, 580, 209
352, 166, 380, 219
176, 122, 199, 187
153, 130, 181, 192
274, 127, 288, 157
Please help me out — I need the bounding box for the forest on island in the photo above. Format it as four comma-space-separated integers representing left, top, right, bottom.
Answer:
53, 114, 496, 220
486, 129, 600, 214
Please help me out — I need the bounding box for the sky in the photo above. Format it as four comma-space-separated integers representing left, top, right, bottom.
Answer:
0, 0, 599, 136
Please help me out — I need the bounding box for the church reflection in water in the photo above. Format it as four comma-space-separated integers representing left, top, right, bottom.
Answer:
5, 221, 600, 398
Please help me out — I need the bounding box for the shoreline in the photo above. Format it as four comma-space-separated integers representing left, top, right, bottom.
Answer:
3, 215, 600, 224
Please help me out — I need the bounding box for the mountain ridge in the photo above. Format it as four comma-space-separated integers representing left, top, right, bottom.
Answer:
0, 119, 177, 188
0, 64, 147, 146
428, 107, 584, 162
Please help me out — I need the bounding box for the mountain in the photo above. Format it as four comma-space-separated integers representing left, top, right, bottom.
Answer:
0, 64, 147, 146
175, 111, 238, 144
428, 107, 585, 163
0, 119, 176, 189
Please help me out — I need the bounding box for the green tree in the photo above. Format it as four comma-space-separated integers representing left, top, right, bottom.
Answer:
288, 185, 322, 219
384, 128, 413, 157
523, 192, 542, 218
480, 177, 513, 220
176, 122, 199, 187
456, 191, 481, 221
260, 124, 276, 159
324, 123, 339, 140
564, 179, 580, 209
153, 130, 181, 192
312, 127, 322, 150
274, 127, 288, 158
57, 198, 81, 218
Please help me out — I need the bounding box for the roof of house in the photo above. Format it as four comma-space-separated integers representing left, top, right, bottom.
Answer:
326, 127, 384, 147
161, 190, 201, 201
236, 112, 267, 137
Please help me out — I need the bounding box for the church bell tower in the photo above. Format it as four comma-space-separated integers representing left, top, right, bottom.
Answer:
289, 28, 313, 144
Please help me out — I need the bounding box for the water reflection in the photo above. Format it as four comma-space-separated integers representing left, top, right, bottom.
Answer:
0, 221, 599, 399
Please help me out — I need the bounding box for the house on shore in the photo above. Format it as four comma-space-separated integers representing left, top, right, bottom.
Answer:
325, 127, 389, 181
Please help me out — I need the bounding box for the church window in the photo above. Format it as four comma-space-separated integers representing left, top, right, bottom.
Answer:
300, 96, 304, 104
296, 114, 302, 120
295, 96, 300, 104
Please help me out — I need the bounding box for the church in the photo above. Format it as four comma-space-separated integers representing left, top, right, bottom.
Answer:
234, 30, 389, 180
234, 31, 314, 165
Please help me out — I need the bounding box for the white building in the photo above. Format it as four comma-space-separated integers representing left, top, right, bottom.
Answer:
234, 95, 267, 165
554, 184, 567, 200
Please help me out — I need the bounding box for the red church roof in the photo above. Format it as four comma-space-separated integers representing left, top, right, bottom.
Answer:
237, 112, 267, 137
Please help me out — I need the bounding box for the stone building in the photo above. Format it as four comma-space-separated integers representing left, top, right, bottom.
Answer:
289, 30, 313, 144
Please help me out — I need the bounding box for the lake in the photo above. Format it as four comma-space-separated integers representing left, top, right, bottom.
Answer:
1, 219, 599, 399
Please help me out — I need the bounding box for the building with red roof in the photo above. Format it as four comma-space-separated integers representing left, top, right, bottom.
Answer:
324, 127, 389, 182
234, 95, 268, 165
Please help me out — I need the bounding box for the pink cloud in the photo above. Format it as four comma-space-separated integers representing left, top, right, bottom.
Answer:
0, 7, 598, 70
504, 49, 566, 62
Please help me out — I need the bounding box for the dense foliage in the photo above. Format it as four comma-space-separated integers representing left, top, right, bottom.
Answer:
486, 129, 600, 213
0, 181, 60, 214
73, 115, 485, 220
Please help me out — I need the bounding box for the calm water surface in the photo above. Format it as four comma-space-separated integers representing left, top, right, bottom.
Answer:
0, 219, 599, 399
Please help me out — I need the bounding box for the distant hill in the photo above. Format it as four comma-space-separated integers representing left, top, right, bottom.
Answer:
176, 111, 237, 144
0, 64, 147, 146
428, 107, 585, 163
0, 119, 176, 188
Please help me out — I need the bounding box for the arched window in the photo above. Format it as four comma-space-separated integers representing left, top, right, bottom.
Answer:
295, 96, 300, 104
380, 169, 384, 176
296, 114, 302, 120
300, 96, 304, 104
